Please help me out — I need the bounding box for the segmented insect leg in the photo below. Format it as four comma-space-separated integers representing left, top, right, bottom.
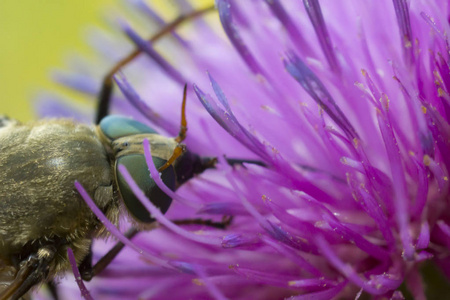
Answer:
0, 246, 57, 300
80, 216, 232, 281
173, 216, 233, 230
95, 5, 216, 124
80, 228, 139, 281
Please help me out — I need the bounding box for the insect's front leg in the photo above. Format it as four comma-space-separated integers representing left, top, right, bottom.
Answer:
79, 228, 139, 282
0, 245, 57, 300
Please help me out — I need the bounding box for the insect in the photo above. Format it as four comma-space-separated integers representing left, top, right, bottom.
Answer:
0, 4, 245, 300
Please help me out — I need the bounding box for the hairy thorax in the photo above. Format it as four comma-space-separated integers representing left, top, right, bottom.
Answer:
0, 119, 118, 276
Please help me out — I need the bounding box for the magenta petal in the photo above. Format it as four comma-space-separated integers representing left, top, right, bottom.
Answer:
288, 282, 346, 300
118, 165, 222, 246
284, 51, 358, 140
74, 181, 167, 267
193, 83, 270, 161
315, 236, 399, 295
114, 73, 177, 135
120, 21, 185, 84
303, 0, 340, 73
416, 221, 431, 250
216, 0, 266, 76
264, 0, 312, 56
39, 0, 450, 299
67, 248, 94, 300
392, 0, 414, 64
142, 138, 200, 209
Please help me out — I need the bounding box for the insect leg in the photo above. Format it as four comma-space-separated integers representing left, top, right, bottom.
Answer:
80, 228, 139, 281
96, 5, 216, 124
223, 158, 267, 167
79, 217, 232, 282
173, 216, 233, 230
0, 246, 57, 300
77, 246, 93, 280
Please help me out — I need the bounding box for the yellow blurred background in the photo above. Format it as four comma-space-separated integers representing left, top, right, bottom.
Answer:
0, 0, 213, 122
0, 1, 113, 121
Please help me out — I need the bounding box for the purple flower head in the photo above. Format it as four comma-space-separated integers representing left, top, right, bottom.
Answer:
38, 0, 450, 299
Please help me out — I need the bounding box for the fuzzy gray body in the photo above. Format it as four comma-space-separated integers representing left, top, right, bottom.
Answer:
0, 119, 118, 280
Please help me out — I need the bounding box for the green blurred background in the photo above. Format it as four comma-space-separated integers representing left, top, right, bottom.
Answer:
0, 1, 112, 122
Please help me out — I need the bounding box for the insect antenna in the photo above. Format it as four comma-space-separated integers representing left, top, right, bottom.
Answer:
77, 4, 264, 286
158, 84, 188, 172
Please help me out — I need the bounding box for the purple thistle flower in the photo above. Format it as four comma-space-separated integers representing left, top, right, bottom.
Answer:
37, 0, 450, 299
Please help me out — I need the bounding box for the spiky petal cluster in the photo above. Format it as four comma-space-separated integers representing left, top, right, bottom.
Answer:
39, 0, 450, 299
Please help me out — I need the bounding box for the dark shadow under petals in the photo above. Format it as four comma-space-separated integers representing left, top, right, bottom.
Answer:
315, 236, 402, 295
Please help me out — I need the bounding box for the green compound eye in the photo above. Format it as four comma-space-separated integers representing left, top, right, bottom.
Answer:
116, 154, 175, 223
100, 115, 157, 140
